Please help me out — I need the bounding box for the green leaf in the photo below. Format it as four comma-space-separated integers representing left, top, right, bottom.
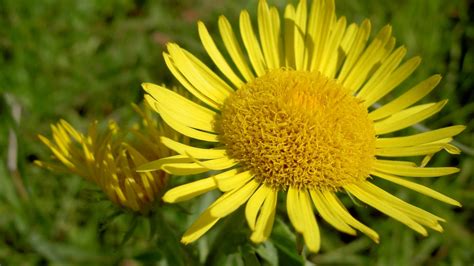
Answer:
120, 215, 139, 246
204, 209, 249, 266
255, 242, 278, 266
270, 218, 303, 265
133, 250, 163, 263
153, 211, 191, 266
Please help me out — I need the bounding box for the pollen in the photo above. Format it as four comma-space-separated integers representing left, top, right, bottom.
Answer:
218, 69, 376, 191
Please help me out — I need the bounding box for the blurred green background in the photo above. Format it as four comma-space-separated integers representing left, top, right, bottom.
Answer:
1, 0, 473, 265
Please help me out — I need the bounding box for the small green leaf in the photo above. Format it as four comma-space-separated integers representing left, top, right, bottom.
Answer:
153, 211, 191, 266
133, 250, 163, 263
120, 215, 139, 246
270, 218, 303, 265
255, 242, 278, 266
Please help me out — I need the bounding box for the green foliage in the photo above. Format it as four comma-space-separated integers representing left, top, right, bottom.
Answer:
1, 0, 473, 265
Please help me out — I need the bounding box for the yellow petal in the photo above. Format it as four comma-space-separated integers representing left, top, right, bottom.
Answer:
184, 48, 236, 92
356, 182, 444, 230
218, 16, 255, 82
212, 168, 240, 182
215, 170, 254, 192
339, 23, 358, 63
190, 156, 238, 171
293, 0, 308, 70
420, 154, 435, 168
345, 184, 428, 236
246, 184, 271, 230
162, 177, 217, 203
240, 10, 266, 76
364, 56, 421, 106
59, 119, 83, 142
372, 171, 461, 206
286, 187, 304, 232
300, 190, 320, 253
375, 144, 444, 157
343, 25, 393, 94
380, 37, 396, 63
258, 0, 281, 69
308, 0, 336, 73
198, 21, 244, 88
310, 190, 356, 235
369, 75, 441, 120
163, 53, 220, 109
51, 125, 72, 156
374, 101, 447, 135
140, 172, 157, 201
209, 179, 260, 218
373, 160, 459, 177
250, 188, 278, 243
322, 191, 379, 243
34, 160, 68, 173
337, 19, 371, 82
146, 96, 219, 142
375, 159, 416, 167
181, 209, 220, 244
167, 43, 232, 105
160, 163, 207, 176
319, 16, 346, 78
284, 4, 296, 68
143, 83, 217, 133
357, 46, 406, 100
161, 156, 237, 176
38, 135, 75, 169
137, 155, 192, 172
270, 7, 284, 67
160, 136, 227, 159
124, 178, 140, 211
444, 143, 461, 154
123, 143, 148, 165
375, 125, 466, 148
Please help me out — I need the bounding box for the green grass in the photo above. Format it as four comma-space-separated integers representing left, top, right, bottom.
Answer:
1, 0, 473, 265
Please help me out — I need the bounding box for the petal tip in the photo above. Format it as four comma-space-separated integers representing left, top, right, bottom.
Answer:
250, 233, 264, 244
432, 74, 442, 82
456, 125, 467, 133
141, 82, 154, 93
180, 237, 192, 245
161, 192, 176, 203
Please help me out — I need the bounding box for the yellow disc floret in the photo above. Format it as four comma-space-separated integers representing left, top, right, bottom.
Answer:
218, 69, 376, 191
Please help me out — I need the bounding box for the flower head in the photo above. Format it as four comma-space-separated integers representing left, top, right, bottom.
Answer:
36, 104, 170, 214
219, 69, 376, 191
141, 0, 464, 252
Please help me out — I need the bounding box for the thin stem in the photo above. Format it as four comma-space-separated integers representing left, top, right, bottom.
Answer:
5, 93, 29, 201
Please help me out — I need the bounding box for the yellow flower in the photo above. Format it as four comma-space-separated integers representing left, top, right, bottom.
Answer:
140, 0, 464, 252
36, 104, 170, 214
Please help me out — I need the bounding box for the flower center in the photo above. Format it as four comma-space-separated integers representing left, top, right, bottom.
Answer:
218, 69, 376, 191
